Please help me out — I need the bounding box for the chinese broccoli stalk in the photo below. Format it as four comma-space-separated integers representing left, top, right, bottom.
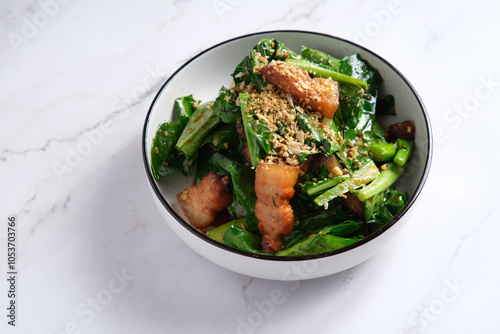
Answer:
176, 102, 221, 158
357, 163, 404, 201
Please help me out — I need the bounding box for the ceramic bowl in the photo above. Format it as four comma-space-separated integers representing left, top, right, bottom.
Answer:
142, 30, 432, 280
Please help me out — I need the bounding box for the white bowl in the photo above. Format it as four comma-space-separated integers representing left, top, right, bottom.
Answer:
142, 30, 432, 280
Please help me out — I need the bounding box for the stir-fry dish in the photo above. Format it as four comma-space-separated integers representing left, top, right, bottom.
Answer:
151, 38, 415, 256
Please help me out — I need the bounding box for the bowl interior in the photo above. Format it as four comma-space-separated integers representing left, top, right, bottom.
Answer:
143, 30, 432, 260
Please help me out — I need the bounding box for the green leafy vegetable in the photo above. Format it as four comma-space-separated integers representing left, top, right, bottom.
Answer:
174, 95, 198, 127
209, 152, 257, 217
223, 225, 263, 253
377, 94, 396, 116
201, 122, 241, 155
150, 95, 202, 179
207, 219, 245, 244
194, 146, 218, 185
212, 87, 240, 124
296, 112, 340, 155
365, 189, 408, 233
239, 93, 273, 167
278, 223, 362, 256
232, 38, 300, 91
334, 54, 382, 134
301, 45, 341, 71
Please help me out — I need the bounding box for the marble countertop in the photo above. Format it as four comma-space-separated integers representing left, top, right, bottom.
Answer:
1, 0, 498, 333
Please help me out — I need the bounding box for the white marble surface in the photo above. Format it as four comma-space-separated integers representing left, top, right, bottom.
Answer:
1, 0, 499, 333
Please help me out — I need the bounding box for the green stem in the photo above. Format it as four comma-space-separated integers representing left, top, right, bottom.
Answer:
301, 46, 341, 71
357, 162, 403, 201
303, 174, 349, 196
369, 143, 396, 162
393, 139, 413, 167
314, 160, 380, 207
175, 102, 220, 158
286, 59, 368, 90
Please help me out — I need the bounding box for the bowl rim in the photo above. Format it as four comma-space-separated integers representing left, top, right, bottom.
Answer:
142, 29, 433, 262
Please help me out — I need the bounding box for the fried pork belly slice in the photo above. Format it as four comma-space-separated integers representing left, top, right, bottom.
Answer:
259, 60, 339, 119
343, 192, 365, 220
387, 120, 416, 141
255, 163, 300, 253
176, 172, 232, 229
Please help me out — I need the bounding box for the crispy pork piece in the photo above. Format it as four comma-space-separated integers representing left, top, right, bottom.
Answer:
387, 120, 416, 141
343, 192, 365, 219
176, 172, 232, 229
255, 163, 300, 253
259, 60, 339, 119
